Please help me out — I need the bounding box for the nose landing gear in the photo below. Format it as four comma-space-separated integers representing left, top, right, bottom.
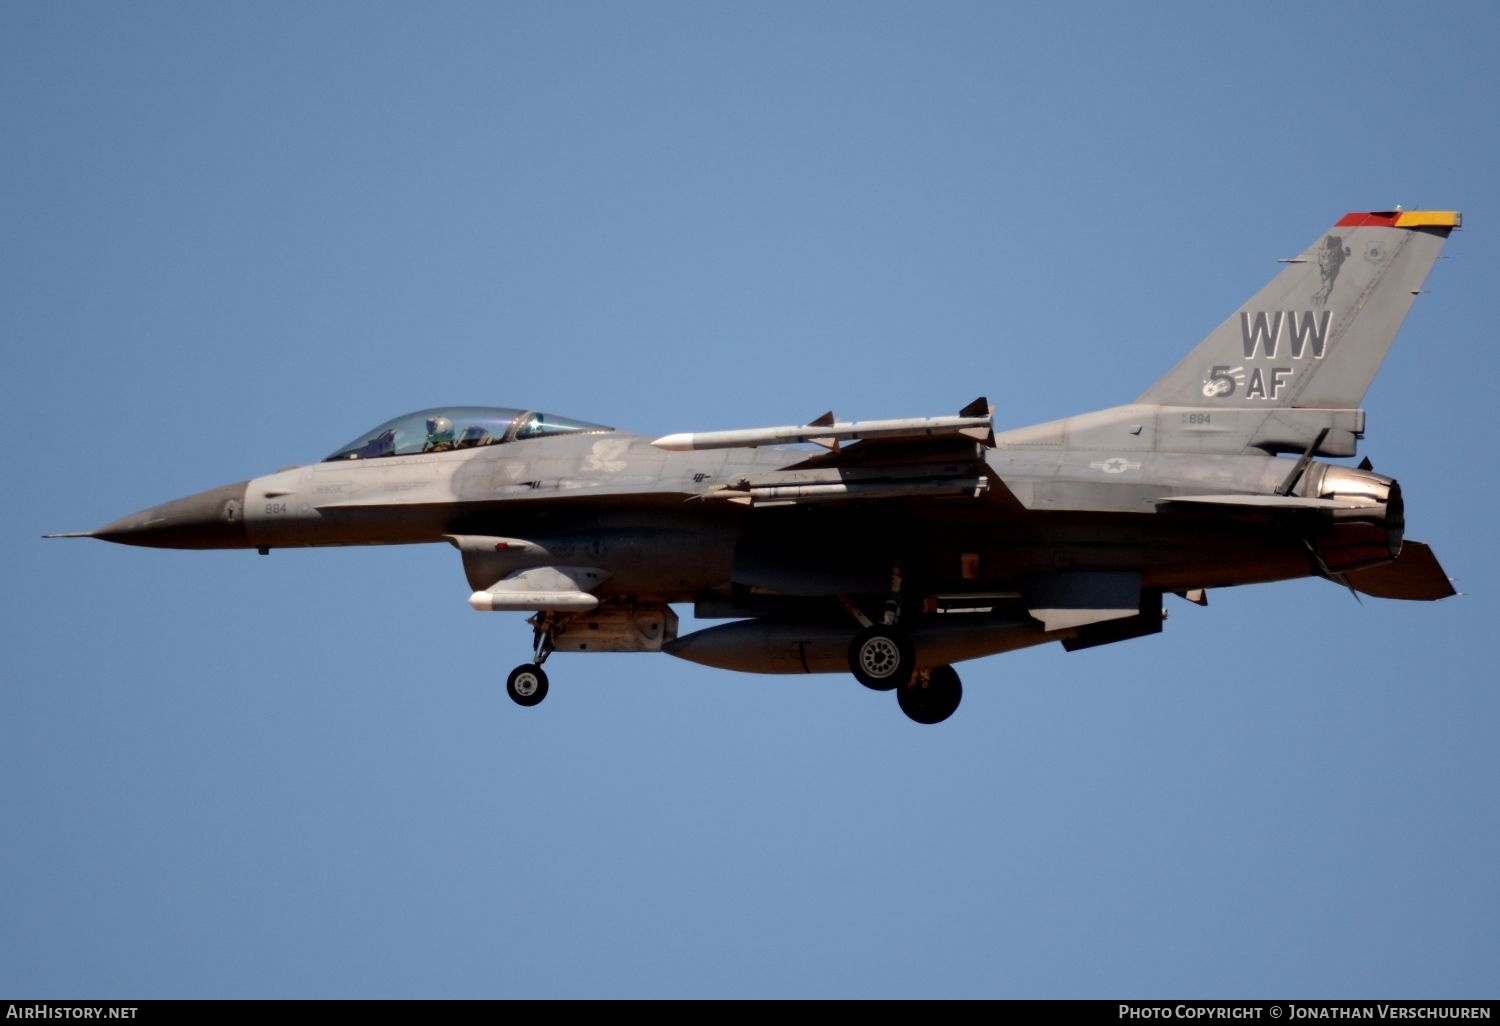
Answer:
506, 617, 558, 707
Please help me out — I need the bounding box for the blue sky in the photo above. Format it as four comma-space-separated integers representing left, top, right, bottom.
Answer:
4, 1, 1497, 999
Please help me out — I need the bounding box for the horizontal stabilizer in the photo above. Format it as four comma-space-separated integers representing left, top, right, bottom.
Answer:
653, 398, 994, 452
1341, 542, 1455, 601
468, 565, 610, 612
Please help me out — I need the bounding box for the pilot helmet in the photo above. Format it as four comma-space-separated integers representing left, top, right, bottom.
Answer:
425, 415, 454, 441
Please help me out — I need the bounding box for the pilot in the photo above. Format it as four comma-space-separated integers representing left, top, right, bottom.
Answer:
422, 415, 456, 452
456, 424, 493, 449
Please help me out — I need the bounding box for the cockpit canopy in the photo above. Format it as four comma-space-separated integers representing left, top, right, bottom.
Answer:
323, 407, 613, 462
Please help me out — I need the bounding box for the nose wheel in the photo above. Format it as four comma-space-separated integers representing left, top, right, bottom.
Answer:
506, 663, 549, 706
506, 618, 558, 707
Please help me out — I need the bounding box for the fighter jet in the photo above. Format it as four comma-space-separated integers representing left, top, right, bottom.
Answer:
50, 209, 1461, 724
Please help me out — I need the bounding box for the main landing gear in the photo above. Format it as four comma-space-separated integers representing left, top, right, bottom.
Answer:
897, 665, 962, 725
506, 617, 556, 707
849, 624, 915, 691
848, 624, 963, 723
844, 564, 916, 691
841, 565, 963, 724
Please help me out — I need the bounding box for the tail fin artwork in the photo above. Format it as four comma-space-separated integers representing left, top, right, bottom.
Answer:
996, 211, 1460, 458
1140, 211, 1460, 412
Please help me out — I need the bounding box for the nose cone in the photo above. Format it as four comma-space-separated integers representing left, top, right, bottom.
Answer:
91, 480, 252, 549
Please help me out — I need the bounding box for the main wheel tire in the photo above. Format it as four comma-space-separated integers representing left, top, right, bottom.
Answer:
849, 626, 915, 691
897, 665, 962, 725
506, 663, 550, 707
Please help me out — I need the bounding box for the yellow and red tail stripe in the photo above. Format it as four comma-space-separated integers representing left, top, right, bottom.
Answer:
1336, 210, 1461, 228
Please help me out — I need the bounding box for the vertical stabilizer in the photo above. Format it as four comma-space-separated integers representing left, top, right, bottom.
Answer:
1138, 211, 1459, 410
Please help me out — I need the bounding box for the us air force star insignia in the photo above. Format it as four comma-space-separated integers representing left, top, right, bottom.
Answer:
1091, 457, 1141, 474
